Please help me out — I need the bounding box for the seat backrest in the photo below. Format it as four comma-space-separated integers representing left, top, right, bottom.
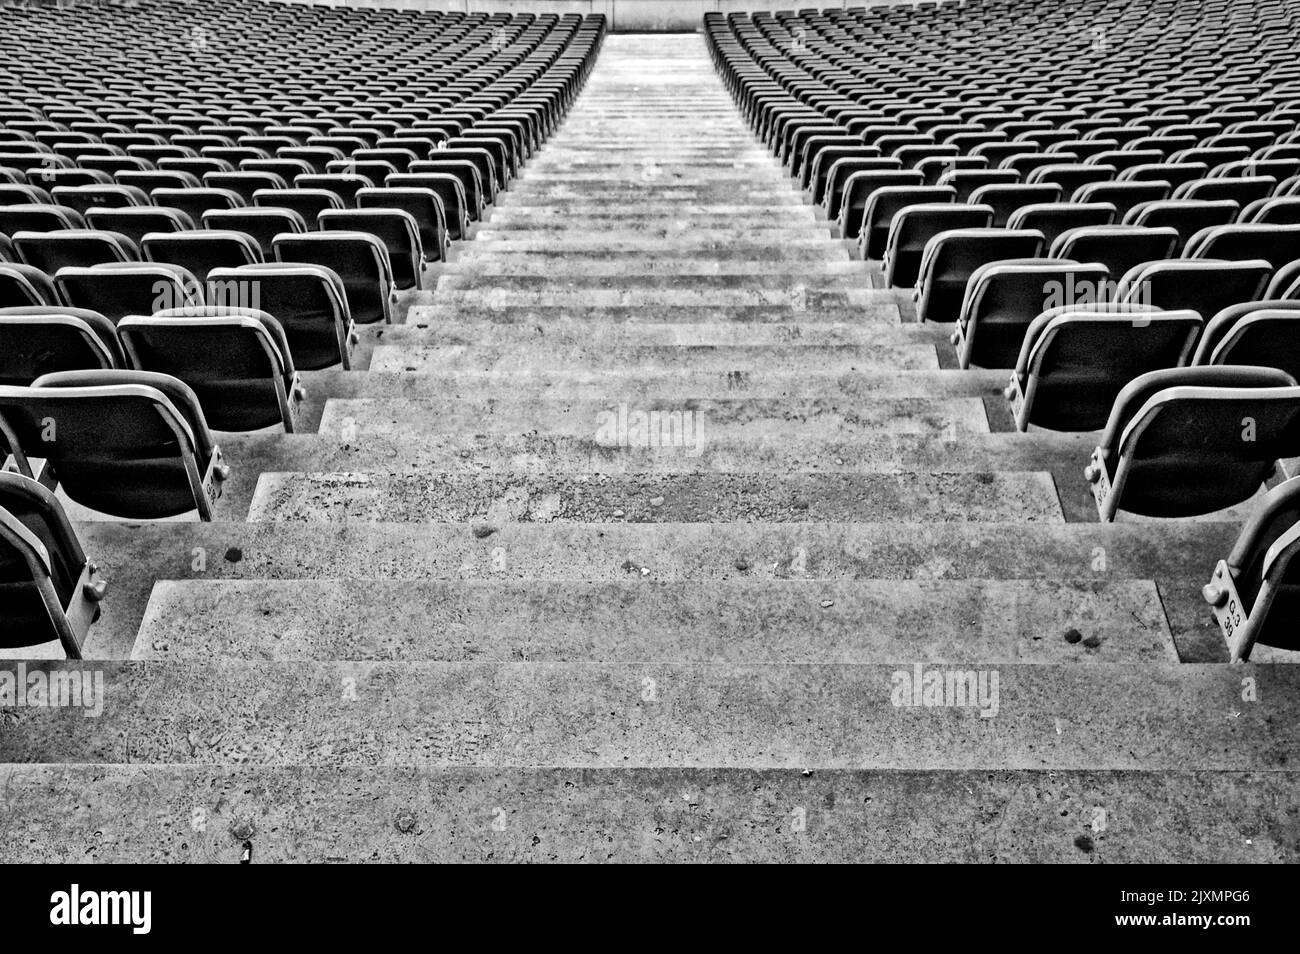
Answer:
1194, 302, 1300, 381
0, 369, 220, 519
13, 229, 136, 273
0, 263, 57, 308
1118, 258, 1271, 318
141, 229, 262, 283
1094, 365, 1300, 518
956, 260, 1111, 369
84, 207, 195, 246
319, 208, 423, 289
54, 262, 203, 322
1014, 307, 1203, 431
1124, 199, 1241, 251
0, 471, 93, 655
118, 308, 295, 432
0, 307, 121, 385
272, 230, 393, 324
1184, 224, 1300, 270
967, 183, 1063, 226
0, 203, 84, 235
355, 187, 447, 260
208, 264, 350, 371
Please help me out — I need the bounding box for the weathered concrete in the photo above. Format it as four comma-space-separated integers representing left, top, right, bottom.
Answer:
135, 578, 1175, 662
2, 766, 1291, 863
245, 471, 1065, 523
1, 661, 1295, 769
12, 32, 1292, 863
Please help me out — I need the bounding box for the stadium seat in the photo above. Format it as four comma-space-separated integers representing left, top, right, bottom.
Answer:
118, 307, 302, 432
201, 207, 308, 260
1049, 225, 1179, 281
387, 172, 471, 239
55, 262, 203, 323
883, 204, 995, 287
0, 472, 106, 658
0, 203, 85, 235
253, 188, 344, 229
1203, 477, 1300, 660
84, 207, 195, 247
954, 260, 1110, 370
272, 231, 394, 323
1183, 224, 1300, 270
1006, 304, 1203, 431
1006, 202, 1117, 249
0, 307, 122, 385
837, 170, 925, 239
0, 264, 57, 307
1085, 366, 1300, 521
0, 369, 228, 520
141, 229, 263, 283
208, 264, 354, 371
1116, 259, 1271, 319
968, 183, 1063, 227
355, 187, 448, 264
1192, 301, 1300, 381
319, 208, 425, 291
914, 228, 1046, 323
1124, 199, 1240, 252
12, 229, 137, 273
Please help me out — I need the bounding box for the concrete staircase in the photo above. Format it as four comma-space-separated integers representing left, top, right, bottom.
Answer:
2, 34, 1297, 863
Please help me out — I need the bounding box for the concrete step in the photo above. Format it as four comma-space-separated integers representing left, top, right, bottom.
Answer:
315, 395, 990, 438
433, 274, 871, 294
366, 343, 940, 373
1, 661, 1294, 769
461, 235, 842, 251
49, 519, 1238, 660
477, 203, 821, 217
426, 287, 886, 308
245, 471, 1064, 524
438, 258, 859, 277
394, 303, 902, 323
135, 578, 1174, 662
291, 369, 1010, 431
3, 765, 1288, 862
475, 219, 831, 234
370, 321, 934, 349
495, 189, 809, 205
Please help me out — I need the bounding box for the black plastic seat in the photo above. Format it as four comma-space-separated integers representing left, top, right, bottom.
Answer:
954, 260, 1110, 370
141, 229, 263, 284
1007, 304, 1202, 432
1192, 301, 1300, 381
0, 472, 106, 658
1085, 366, 1300, 520
0, 369, 228, 520
208, 264, 353, 371
118, 307, 301, 432
883, 203, 994, 287
914, 227, 1045, 323
0, 306, 122, 385
55, 262, 203, 323
1203, 476, 1300, 660
272, 230, 394, 324
1116, 259, 1271, 319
